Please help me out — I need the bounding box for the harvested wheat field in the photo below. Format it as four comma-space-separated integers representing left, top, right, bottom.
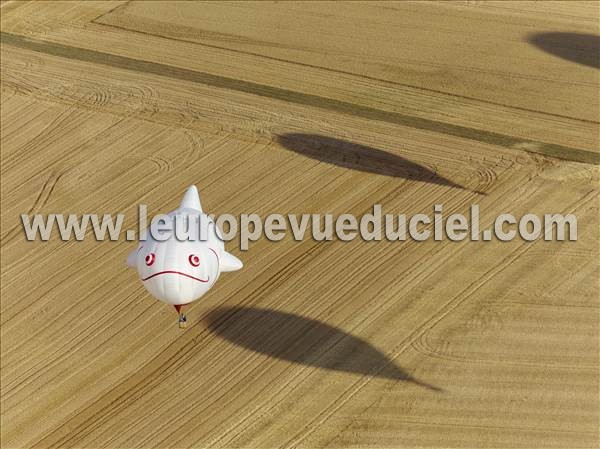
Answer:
1, 1, 599, 448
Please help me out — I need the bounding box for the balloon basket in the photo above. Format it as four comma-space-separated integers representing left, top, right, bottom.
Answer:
178, 314, 188, 329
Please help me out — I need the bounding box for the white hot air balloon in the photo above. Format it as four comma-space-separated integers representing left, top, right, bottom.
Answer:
126, 186, 242, 327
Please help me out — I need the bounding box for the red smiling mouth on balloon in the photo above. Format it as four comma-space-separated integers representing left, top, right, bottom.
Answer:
141, 271, 210, 283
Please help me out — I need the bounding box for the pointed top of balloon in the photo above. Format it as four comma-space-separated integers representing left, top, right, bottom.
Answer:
180, 185, 202, 212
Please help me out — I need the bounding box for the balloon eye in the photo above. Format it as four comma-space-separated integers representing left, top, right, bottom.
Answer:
188, 254, 200, 267
145, 253, 156, 266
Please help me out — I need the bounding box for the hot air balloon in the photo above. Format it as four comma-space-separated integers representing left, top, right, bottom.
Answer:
127, 186, 242, 327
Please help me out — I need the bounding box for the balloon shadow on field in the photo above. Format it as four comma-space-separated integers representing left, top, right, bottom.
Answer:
205, 306, 442, 391
528, 32, 600, 68
276, 133, 465, 190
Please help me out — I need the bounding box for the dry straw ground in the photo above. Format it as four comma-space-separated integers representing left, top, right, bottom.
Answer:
1, 1, 598, 448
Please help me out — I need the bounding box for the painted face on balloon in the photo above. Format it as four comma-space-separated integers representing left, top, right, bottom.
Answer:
136, 235, 220, 305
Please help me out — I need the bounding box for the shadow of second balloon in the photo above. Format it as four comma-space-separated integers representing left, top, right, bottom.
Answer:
528, 32, 600, 69
205, 306, 442, 392
276, 133, 471, 192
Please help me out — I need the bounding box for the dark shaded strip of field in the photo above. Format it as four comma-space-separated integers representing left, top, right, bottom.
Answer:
2, 32, 598, 165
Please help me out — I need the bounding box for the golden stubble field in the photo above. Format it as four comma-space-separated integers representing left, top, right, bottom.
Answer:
1, 1, 598, 448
